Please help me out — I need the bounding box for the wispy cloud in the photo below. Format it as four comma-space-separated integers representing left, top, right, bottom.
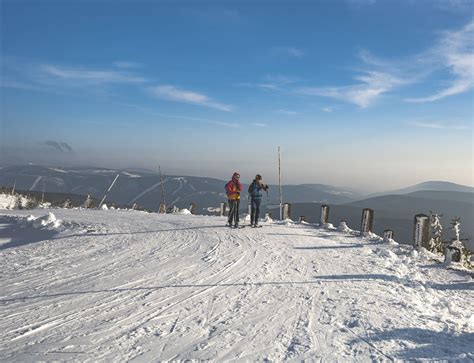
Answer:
253, 123, 268, 127
239, 74, 299, 91
296, 71, 406, 108
40, 64, 146, 84
405, 21, 474, 103
276, 109, 299, 115
147, 85, 233, 112
208, 121, 240, 128
272, 47, 304, 59
296, 21, 474, 107
125, 103, 239, 127
410, 121, 471, 130
322, 107, 333, 113
113, 61, 141, 69
43, 140, 75, 153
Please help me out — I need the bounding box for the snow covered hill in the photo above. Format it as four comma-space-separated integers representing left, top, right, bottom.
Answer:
0, 210, 473, 361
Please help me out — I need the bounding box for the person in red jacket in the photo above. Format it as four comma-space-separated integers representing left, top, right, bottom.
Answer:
225, 172, 242, 227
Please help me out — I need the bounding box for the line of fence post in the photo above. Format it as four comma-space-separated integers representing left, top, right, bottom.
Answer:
383, 229, 394, 241
320, 204, 330, 226
360, 208, 374, 236
282, 203, 291, 220
159, 203, 166, 214
413, 214, 430, 250
220, 202, 227, 216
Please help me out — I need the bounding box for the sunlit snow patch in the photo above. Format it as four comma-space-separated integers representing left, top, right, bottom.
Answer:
31, 212, 62, 229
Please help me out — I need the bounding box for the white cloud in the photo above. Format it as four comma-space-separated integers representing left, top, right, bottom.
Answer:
272, 47, 304, 58
322, 107, 333, 113
125, 103, 239, 127
208, 121, 240, 128
239, 74, 299, 91
296, 21, 474, 107
147, 85, 233, 112
410, 121, 471, 130
297, 71, 406, 108
40, 64, 146, 84
406, 21, 474, 103
253, 123, 268, 127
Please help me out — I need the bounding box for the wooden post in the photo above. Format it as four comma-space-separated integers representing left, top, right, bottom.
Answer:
299, 216, 306, 223
220, 202, 227, 216
360, 208, 374, 236
413, 214, 430, 250
189, 203, 196, 215
282, 203, 291, 220
383, 229, 394, 241
159, 203, 166, 214
320, 204, 330, 225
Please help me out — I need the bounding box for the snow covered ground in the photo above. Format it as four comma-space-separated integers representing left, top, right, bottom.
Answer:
0, 209, 473, 361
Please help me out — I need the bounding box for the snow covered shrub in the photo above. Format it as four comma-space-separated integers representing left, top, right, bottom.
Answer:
429, 212, 443, 254
83, 194, 95, 209
25, 196, 39, 209
444, 217, 465, 264
63, 199, 72, 208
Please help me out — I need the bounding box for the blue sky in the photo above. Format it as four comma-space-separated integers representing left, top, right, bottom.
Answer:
1, 0, 473, 191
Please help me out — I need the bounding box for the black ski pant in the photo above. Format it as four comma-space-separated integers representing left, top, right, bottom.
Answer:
250, 197, 262, 225
228, 199, 240, 226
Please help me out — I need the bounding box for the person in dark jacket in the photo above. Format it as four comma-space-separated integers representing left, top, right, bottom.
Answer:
225, 172, 243, 227
248, 174, 268, 227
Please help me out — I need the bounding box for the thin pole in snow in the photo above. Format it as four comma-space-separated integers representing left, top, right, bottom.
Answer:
11, 180, 16, 196
10, 179, 16, 209
99, 173, 120, 209
41, 176, 46, 204
159, 165, 166, 207
278, 146, 282, 220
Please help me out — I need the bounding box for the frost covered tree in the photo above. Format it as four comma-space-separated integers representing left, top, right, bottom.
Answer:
63, 199, 72, 208
25, 197, 39, 209
429, 212, 443, 254
9, 195, 19, 209
17, 195, 24, 210
444, 217, 465, 264
83, 194, 95, 209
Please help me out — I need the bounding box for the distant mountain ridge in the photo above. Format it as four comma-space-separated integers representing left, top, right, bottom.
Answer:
0, 165, 361, 213
370, 181, 474, 197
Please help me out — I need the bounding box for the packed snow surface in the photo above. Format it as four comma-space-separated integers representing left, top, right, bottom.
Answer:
0, 209, 473, 361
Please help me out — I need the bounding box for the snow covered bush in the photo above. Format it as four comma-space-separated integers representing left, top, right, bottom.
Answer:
444, 217, 465, 265
429, 212, 443, 254
83, 194, 95, 209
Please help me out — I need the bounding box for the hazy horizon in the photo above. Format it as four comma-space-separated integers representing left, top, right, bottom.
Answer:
1, 1, 473, 192
1, 161, 473, 195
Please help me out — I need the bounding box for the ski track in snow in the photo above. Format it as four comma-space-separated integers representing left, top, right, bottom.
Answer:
0, 210, 473, 361
29, 176, 43, 191
129, 179, 168, 205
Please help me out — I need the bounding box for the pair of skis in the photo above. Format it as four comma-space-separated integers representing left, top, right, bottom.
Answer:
226, 224, 262, 229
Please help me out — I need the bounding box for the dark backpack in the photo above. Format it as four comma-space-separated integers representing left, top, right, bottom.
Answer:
248, 181, 256, 195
